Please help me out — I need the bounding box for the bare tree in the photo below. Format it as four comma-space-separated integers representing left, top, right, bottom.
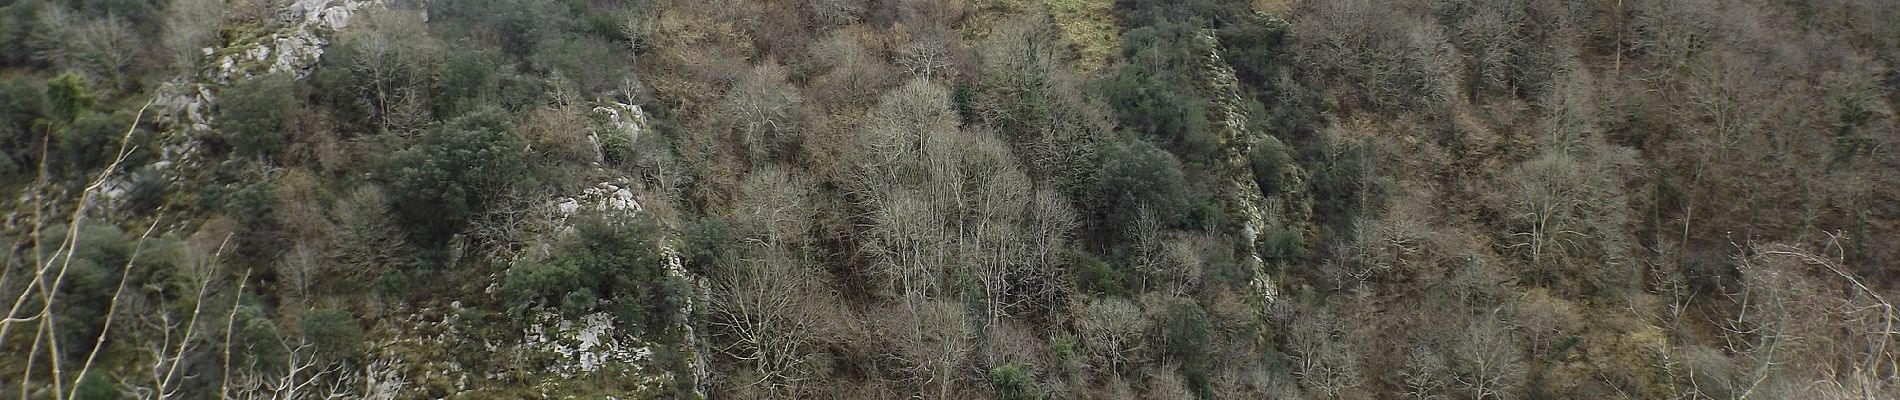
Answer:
733, 167, 816, 251
1078, 298, 1148, 379
28, 7, 141, 91
1399, 346, 1451, 399
1496, 142, 1633, 291
162, 0, 228, 73
1291, 0, 1457, 111
331, 185, 408, 280
882, 299, 973, 400
718, 62, 802, 163
1024, 188, 1077, 317
1285, 307, 1365, 399
334, 10, 439, 133
894, 26, 954, 80
1451, 316, 1524, 400
1719, 236, 1900, 399
805, 0, 865, 28
708, 247, 827, 397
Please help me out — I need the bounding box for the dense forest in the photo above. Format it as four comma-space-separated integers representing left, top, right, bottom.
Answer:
1, 0, 1898, 398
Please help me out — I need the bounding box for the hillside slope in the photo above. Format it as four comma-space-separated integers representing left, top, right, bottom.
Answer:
2, 0, 1897, 399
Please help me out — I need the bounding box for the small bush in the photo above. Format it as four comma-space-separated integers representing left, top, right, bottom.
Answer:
46, 73, 92, 124
1249, 136, 1293, 197
1260, 226, 1305, 268
989, 362, 1045, 400
119, 164, 167, 214
1098, 136, 1195, 230
502, 215, 673, 337
501, 258, 588, 311
300, 308, 366, 363
215, 73, 295, 160
1157, 298, 1212, 366
73, 372, 122, 400
383, 108, 531, 249
0, 75, 44, 137
1070, 251, 1128, 296
433, 50, 501, 118
54, 110, 125, 175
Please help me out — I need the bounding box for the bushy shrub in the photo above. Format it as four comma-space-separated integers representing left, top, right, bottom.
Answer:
1218, 12, 1294, 88
383, 108, 530, 249
1103, 21, 1216, 161
300, 308, 366, 363
1098, 136, 1195, 230
39, 222, 160, 359
73, 372, 122, 400
502, 215, 675, 337
679, 217, 736, 276
1157, 298, 1213, 366
55, 110, 126, 175
214, 73, 294, 160
1260, 226, 1305, 268
1069, 251, 1128, 296
46, 72, 92, 124
1249, 135, 1293, 197
119, 164, 167, 214
989, 362, 1044, 400
433, 50, 501, 118
0, 77, 41, 181
0, 76, 43, 137
501, 258, 588, 311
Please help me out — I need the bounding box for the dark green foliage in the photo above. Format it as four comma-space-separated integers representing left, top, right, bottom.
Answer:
1306, 138, 1386, 241
37, 223, 140, 358
228, 300, 292, 373
383, 109, 530, 249
214, 74, 295, 160
503, 257, 588, 310
1260, 226, 1304, 268
600, 121, 637, 167
300, 308, 367, 362
679, 217, 736, 276
118, 165, 166, 214
1217, 13, 1293, 89
0, 77, 45, 181
204, 181, 275, 229
1157, 298, 1212, 365
46, 73, 93, 125
1201, 237, 1249, 287
989, 362, 1044, 400
1248, 135, 1292, 197
503, 215, 676, 338
428, 0, 573, 59
1097, 136, 1195, 229
0, 76, 43, 137
531, 35, 630, 95
435, 50, 502, 117
0, 2, 38, 66
54, 110, 126, 175
1116, 0, 1247, 25
73, 372, 122, 400
1103, 20, 1216, 163
1069, 251, 1129, 296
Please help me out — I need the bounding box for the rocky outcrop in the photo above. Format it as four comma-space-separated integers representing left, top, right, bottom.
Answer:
152, 0, 382, 166
1192, 29, 1286, 304
521, 310, 661, 378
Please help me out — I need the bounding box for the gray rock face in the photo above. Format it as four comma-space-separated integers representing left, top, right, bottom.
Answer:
153, 0, 383, 166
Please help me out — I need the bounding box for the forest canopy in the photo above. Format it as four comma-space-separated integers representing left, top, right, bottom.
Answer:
1, 0, 1898, 399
